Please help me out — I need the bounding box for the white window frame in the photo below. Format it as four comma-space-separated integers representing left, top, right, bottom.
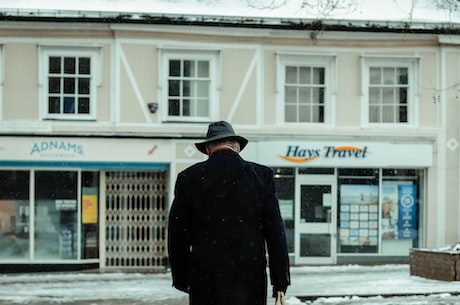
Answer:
39, 46, 101, 121
277, 52, 336, 127
361, 56, 420, 128
159, 49, 219, 123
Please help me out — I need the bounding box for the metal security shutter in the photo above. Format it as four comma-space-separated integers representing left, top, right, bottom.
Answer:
104, 171, 168, 270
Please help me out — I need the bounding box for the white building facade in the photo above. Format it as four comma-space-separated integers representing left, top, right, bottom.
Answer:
0, 9, 459, 270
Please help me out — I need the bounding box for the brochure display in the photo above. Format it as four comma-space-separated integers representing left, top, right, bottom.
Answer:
339, 185, 379, 247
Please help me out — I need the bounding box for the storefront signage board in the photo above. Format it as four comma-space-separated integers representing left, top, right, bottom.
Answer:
258, 141, 432, 167
0, 136, 172, 162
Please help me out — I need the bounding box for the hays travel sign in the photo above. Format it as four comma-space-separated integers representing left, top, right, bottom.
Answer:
257, 141, 432, 167
279, 145, 368, 163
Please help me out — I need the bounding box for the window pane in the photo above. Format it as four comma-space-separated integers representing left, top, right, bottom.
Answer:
183, 99, 190, 116
79, 57, 91, 74
183, 60, 194, 77
383, 67, 395, 85
398, 68, 408, 84
64, 97, 75, 113
285, 105, 296, 122
49, 57, 61, 74
196, 99, 209, 116
318, 87, 325, 104
299, 67, 311, 84
285, 66, 297, 84
182, 80, 190, 96
78, 98, 90, 114
382, 88, 395, 104
82, 172, 99, 259
382, 105, 394, 122
285, 87, 297, 103
196, 81, 209, 97
313, 67, 324, 85
64, 78, 75, 94
299, 87, 310, 104
78, 78, 90, 94
48, 97, 60, 113
49, 77, 61, 93
169, 60, 181, 77
369, 88, 380, 104
399, 105, 408, 122
369, 105, 380, 122
168, 80, 180, 96
0, 171, 30, 259
169, 99, 180, 115
399, 88, 407, 104
299, 105, 309, 122
35, 171, 78, 260
369, 67, 381, 84
197, 61, 209, 77
300, 234, 331, 257
64, 57, 76, 74
312, 104, 320, 122
312, 87, 322, 103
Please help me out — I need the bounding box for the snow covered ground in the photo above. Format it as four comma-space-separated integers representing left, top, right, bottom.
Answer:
0, 264, 459, 304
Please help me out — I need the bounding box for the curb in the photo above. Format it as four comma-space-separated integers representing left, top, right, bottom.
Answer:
296, 291, 460, 302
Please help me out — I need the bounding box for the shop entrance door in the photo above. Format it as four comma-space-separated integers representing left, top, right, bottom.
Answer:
295, 175, 337, 264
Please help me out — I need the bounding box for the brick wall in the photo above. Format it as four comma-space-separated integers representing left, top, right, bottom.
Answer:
410, 249, 460, 281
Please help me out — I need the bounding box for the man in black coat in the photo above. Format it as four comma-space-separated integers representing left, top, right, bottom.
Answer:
168, 121, 290, 305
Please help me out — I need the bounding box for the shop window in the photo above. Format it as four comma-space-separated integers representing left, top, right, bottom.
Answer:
277, 53, 336, 125
338, 168, 379, 253
40, 46, 100, 120
161, 49, 218, 122
35, 171, 78, 259
0, 171, 30, 259
273, 167, 295, 253
81, 171, 99, 259
337, 168, 423, 255
381, 169, 423, 254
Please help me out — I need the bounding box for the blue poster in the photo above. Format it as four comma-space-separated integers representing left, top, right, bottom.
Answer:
398, 185, 417, 239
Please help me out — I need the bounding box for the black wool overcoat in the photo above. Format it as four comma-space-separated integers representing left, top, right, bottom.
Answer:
168, 150, 290, 305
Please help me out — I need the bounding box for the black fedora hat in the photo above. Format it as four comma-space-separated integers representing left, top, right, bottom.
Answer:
195, 121, 248, 154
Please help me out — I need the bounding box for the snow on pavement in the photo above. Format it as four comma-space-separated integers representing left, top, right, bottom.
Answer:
0, 264, 459, 304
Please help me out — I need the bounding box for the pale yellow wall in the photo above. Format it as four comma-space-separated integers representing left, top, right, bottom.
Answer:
443, 50, 460, 245
3, 43, 39, 120
263, 50, 277, 125
419, 51, 439, 128
220, 49, 257, 124
118, 44, 158, 123
336, 52, 361, 127
96, 46, 112, 122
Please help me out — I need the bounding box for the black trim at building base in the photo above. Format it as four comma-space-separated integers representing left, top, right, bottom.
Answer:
0, 263, 99, 273
336, 255, 409, 265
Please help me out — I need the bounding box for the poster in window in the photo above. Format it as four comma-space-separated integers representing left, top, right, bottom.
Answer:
398, 184, 417, 239
82, 195, 98, 224
339, 184, 378, 246
381, 183, 399, 240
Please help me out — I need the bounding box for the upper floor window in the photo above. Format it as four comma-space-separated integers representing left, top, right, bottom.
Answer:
161, 50, 218, 122
40, 47, 100, 120
277, 53, 336, 125
363, 57, 419, 126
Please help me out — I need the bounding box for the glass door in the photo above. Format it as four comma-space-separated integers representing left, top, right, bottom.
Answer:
295, 175, 337, 264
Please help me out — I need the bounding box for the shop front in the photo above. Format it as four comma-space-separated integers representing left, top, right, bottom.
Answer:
258, 140, 432, 265
0, 136, 170, 272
